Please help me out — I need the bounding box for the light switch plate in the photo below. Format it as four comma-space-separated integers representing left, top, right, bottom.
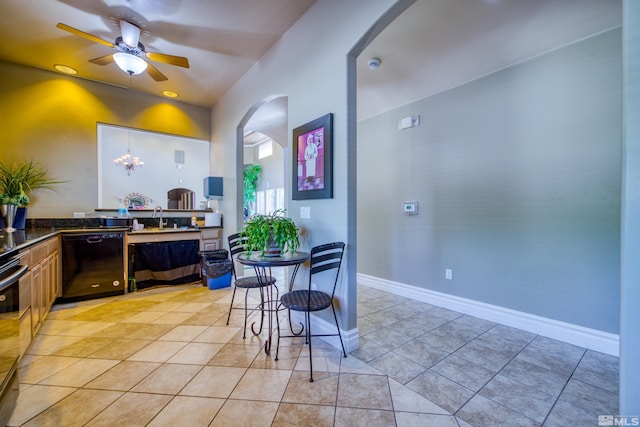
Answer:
300, 206, 311, 219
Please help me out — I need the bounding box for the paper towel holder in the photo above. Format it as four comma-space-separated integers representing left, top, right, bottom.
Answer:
204, 177, 223, 200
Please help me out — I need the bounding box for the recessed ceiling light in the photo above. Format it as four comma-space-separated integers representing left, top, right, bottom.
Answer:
162, 90, 179, 98
54, 64, 78, 75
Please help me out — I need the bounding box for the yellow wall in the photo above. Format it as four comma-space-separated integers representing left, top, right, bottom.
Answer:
0, 61, 211, 217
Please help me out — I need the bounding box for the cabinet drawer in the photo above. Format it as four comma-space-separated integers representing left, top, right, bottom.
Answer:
200, 228, 221, 239
202, 240, 220, 251
48, 236, 60, 254
31, 241, 48, 264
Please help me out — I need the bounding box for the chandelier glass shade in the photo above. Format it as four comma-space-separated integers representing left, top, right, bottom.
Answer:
114, 149, 144, 175
114, 132, 144, 175
113, 52, 148, 75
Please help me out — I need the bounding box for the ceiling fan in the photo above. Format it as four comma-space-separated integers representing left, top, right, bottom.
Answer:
56, 19, 189, 81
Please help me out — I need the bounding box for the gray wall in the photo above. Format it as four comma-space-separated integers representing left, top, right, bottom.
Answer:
620, 0, 640, 413
255, 143, 285, 194
357, 29, 622, 334
243, 143, 285, 195
212, 0, 404, 334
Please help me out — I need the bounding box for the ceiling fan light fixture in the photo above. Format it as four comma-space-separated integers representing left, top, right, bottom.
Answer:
113, 52, 147, 75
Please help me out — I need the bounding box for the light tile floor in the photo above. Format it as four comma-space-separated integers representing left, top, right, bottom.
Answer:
8, 279, 618, 426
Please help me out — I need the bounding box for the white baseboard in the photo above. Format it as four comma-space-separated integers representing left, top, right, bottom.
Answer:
289, 311, 360, 353
358, 273, 619, 357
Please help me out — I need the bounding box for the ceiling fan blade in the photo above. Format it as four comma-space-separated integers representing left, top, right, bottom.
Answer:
89, 54, 114, 65
56, 23, 114, 48
146, 62, 168, 81
146, 51, 190, 68
119, 20, 140, 48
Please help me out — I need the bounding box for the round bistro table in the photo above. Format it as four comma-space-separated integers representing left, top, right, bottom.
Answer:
237, 251, 310, 355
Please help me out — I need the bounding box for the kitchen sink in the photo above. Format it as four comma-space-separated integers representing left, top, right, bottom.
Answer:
127, 227, 200, 244
129, 227, 200, 234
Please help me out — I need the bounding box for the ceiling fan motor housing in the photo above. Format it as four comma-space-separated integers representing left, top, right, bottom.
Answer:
115, 36, 146, 57
55, 19, 188, 81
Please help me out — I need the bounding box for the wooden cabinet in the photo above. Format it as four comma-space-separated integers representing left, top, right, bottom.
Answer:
18, 235, 60, 357
200, 228, 222, 251
18, 249, 32, 358
31, 263, 42, 335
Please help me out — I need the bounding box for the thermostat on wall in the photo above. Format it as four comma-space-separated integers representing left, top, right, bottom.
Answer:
403, 201, 418, 215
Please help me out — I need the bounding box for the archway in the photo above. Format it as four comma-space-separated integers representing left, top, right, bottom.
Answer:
234, 95, 288, 229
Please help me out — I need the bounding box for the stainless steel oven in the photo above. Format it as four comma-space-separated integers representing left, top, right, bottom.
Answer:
0, 253, 28, 426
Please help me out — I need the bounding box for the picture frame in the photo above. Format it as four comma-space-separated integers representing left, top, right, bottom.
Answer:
292, 113, 333, 200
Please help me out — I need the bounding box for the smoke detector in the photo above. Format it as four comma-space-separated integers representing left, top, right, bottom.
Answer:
368, 57, 382, 70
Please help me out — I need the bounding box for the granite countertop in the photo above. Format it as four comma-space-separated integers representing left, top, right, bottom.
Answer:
0, 229, 57, 261
1, 225, 223, 261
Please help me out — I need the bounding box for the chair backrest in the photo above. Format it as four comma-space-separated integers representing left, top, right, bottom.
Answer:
228, 232, 248, 279
309, 242, 345, 298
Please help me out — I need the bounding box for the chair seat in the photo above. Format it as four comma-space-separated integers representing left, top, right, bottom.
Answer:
281, 290, 331, 312
235, 275, 276, 289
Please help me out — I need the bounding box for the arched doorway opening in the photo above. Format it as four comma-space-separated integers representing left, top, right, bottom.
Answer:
235, 95, 288, 228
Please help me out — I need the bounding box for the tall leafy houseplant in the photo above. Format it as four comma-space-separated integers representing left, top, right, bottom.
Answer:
243, 164, 262, 217
0, 160, 62, 206
242, 209, 300, 256
1, 160, 64, 230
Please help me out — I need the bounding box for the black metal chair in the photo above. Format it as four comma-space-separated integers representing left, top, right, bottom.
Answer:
276, 242, 347, 382
226, 232, 277, 338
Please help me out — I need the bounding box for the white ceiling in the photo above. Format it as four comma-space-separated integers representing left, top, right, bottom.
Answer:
0, 0, 315, 108
0, 0, 622, 132
357, 0, 622, 120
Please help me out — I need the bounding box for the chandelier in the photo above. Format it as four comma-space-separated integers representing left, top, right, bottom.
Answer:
114, 132, 144, 175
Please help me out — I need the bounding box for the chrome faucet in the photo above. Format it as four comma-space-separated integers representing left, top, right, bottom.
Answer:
153, 205, 164, 229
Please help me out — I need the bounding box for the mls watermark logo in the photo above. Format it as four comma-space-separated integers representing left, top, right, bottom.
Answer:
599, 415, 640, 426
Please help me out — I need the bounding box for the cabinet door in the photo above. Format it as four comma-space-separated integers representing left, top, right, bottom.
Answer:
42, 255, 51, 316
45, 253, 56, 311
19, 267, 32, 318
19, 309, 32, 358
31, 264, 42, 335
52, 250, 60, 301
199, 229, 222, 251
19, 270, 33, 357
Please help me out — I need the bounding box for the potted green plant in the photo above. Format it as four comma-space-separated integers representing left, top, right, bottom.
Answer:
0, 159, 63, 229
242, 209, 300, 256
243, 164, 262, 218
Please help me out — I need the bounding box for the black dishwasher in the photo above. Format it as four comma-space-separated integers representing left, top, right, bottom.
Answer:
61, 232, 125, 302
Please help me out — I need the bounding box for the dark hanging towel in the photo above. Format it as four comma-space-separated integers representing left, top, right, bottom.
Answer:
134, 240, 200, 289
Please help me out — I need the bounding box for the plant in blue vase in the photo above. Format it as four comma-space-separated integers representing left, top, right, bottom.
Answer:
0, 160, 65, 230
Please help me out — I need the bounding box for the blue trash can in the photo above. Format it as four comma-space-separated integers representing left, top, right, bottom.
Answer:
200, 250, 232, 290
207, 271, 232, 289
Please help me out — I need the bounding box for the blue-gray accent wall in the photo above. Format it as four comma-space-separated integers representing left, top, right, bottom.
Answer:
357, 29, 622, 334
620, 0, 640, 413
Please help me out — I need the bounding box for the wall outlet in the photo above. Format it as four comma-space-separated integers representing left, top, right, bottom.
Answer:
445, 269, 453, 280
